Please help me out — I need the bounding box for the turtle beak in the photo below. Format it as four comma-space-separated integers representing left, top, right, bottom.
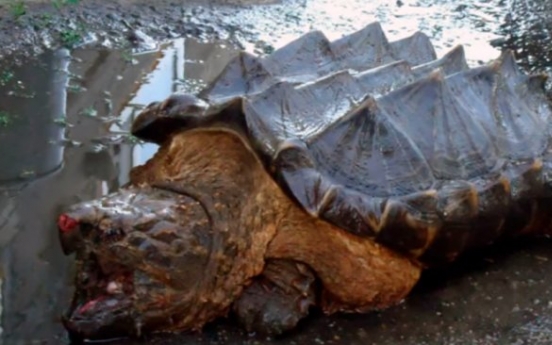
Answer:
58, 213, 84, 255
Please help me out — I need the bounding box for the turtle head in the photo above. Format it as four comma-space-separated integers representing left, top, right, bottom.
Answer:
60, 112, 278, 340
58, 186, 221, 340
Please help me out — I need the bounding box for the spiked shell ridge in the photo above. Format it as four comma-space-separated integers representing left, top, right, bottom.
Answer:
132, 22, 552, 265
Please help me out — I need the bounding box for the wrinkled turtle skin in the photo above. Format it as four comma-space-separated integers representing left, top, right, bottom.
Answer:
57, 22, 552, 341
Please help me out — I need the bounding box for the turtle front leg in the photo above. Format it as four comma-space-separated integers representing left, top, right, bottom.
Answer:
266, 204, 422, 315
232, 259, 317, 336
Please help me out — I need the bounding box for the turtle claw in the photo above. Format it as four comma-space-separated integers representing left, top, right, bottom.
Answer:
233, 260, 317, 336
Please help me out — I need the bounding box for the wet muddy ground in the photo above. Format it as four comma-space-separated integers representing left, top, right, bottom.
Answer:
0, 0, 508, 60
1, 0, 552, 344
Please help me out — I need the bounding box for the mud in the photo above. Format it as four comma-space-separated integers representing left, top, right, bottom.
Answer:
0, 0, 507, 62
1, 0, 552, 344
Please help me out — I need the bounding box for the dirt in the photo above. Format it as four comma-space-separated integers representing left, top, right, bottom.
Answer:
1, 0, 552, 344
0, 0, 509, 62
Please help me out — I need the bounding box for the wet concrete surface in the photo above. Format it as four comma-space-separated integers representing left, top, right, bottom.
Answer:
1, 0, 552, 344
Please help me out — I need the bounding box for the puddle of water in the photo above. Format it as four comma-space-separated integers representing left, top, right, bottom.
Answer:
0, 0, 552, 344
0, 37, 240, 345
0, 49, 68, 183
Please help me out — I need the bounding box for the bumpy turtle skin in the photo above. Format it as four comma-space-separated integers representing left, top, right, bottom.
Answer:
60, 128, 282, 338
131, 130, 421, 318
61, 128, 421, 339
132, 22, 552, 266
61, 187, 219, 338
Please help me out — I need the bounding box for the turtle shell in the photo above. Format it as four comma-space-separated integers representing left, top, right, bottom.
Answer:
131, 22, 552, 266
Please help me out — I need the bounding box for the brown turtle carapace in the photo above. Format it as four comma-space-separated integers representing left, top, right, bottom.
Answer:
58, 22, 552, 341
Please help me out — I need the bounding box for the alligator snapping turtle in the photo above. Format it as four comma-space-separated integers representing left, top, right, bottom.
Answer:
58, 22, 552, 340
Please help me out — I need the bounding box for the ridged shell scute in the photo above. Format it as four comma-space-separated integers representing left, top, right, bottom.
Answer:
133, 22, 552, 265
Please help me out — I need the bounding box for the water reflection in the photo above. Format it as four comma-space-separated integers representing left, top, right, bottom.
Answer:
0, 37, 240, 345
0, 48, 71, 345
0, 45, 162, 344
112, 38, 239, 180
0, 49, 69, 183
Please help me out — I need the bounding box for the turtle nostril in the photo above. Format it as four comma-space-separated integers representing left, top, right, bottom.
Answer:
58, 213, 83, 255
58, 214, 79, 233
